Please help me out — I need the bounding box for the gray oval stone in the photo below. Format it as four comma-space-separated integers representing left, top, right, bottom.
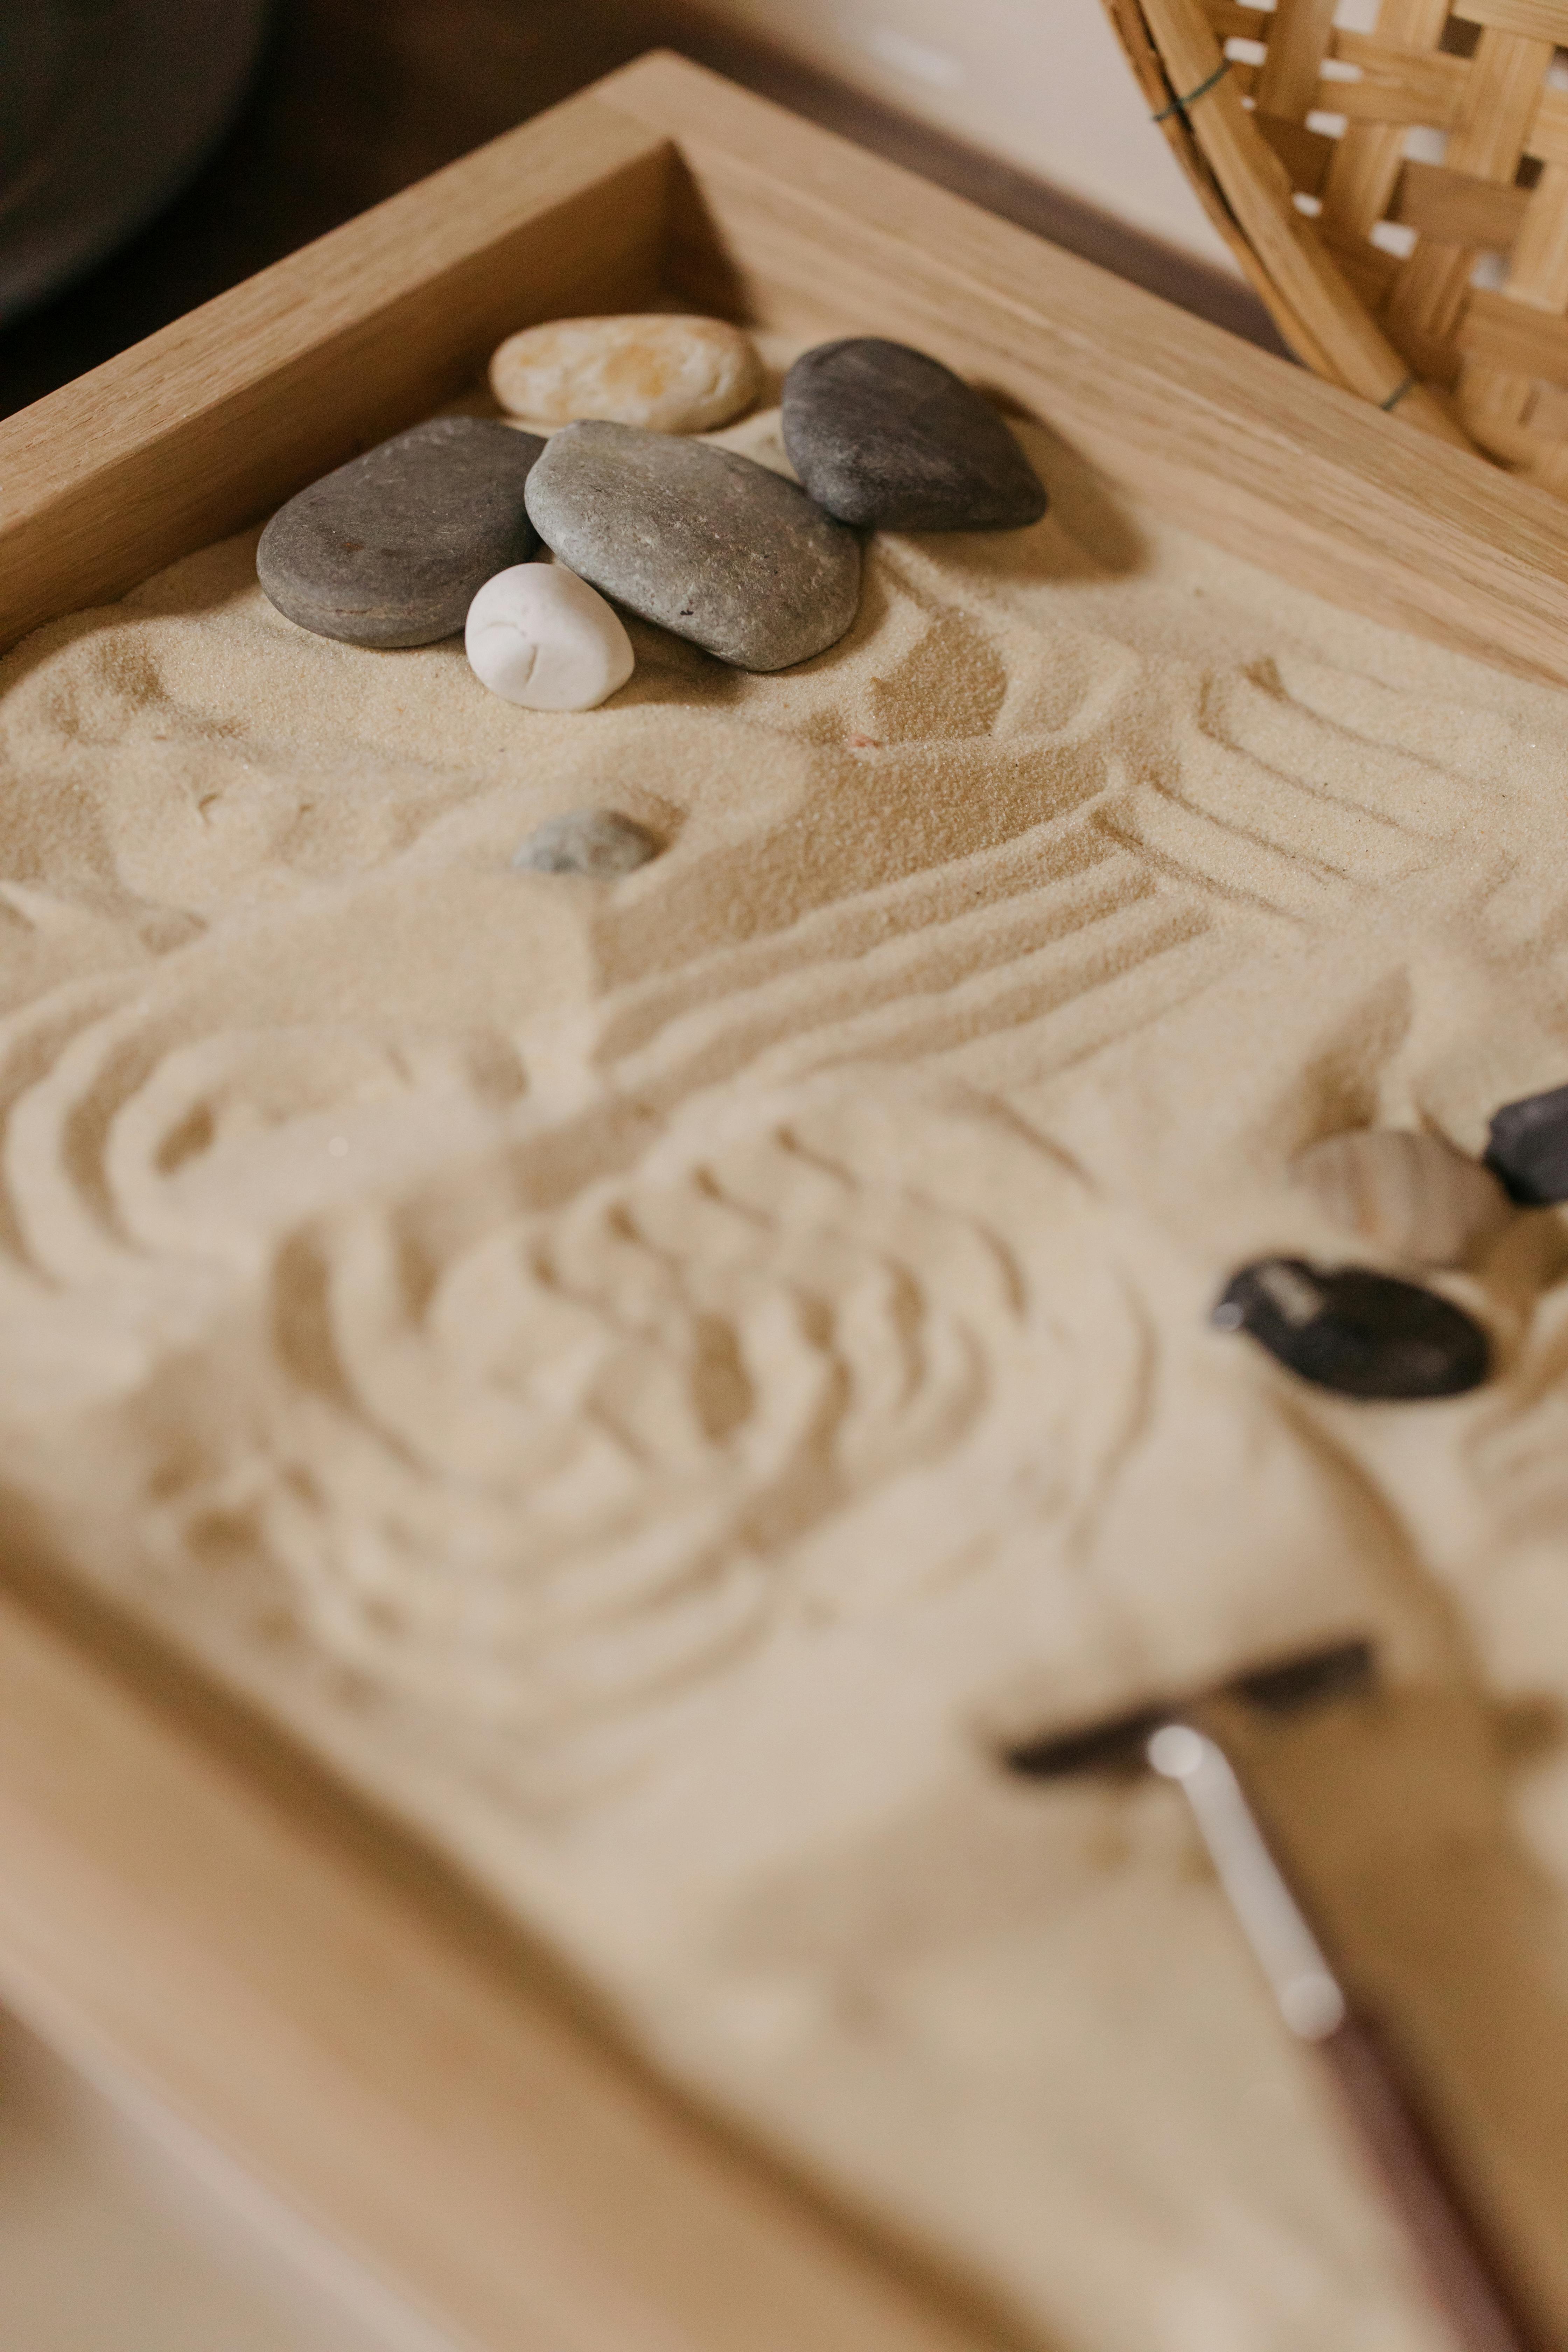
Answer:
257, 418, 546, 648
781, 338, 1048, 532
513, 809, 659, 878
523, 421, 861, 672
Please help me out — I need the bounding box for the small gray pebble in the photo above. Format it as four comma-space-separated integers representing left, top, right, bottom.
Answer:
781, 337, 1048, 531
524, 421, 861, 672
257, 417, 546, 648
513, 808, 659, 877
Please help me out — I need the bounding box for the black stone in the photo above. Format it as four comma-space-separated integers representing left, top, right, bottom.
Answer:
257, 417, 546, 648
1211, 1258, 1489, 1400
524, 421, 861, 672
1484, 1080, 1568, 1204
780, 337, 1049, 532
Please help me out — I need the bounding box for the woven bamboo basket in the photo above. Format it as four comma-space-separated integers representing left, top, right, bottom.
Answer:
1102, 0, 1568, 490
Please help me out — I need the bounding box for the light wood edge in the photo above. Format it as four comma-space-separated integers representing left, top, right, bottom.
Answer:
0, 1550, 1028, 2352
0, 91, 676, 652
596, 51, 1568, 689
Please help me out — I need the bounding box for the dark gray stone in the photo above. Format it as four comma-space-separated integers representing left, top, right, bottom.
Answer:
257, 418, 546, 648
513, 809, 659, 878
1211, 1258, 1488, 1399
780, 338, 1048, 532
523, 421, 861, 672
1485, 1080, 1568, 1203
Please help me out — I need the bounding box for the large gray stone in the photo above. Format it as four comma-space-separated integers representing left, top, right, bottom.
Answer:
523, 421, 861, 672
257, 418, 546, 648
781, 338, 1048, 532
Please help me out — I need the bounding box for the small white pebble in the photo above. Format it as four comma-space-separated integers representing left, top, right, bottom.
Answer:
465, 563, 634, 712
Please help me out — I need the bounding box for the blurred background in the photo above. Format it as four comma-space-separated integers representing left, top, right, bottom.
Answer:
0, 3, 1272, 2343
0, 0, 1275, 422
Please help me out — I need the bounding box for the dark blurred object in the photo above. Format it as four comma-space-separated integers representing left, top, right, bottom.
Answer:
0, 0, 651, 419
0, 0, 1280, 425
0, 0, 270, 327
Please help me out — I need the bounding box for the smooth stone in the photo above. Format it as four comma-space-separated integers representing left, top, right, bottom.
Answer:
1212, 1258, 1489, 1400
257, 418, 545, 648
465, 563, 634, 711
513, 809, 658, 878
1290, 1129, 1511, 1267
524, 421, 861, 672
489, 314, 762, 434
1485, 1079, 1568, 1203
780, 337, 1049, 532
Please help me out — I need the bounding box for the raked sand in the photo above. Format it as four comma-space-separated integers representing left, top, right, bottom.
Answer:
4, 372, 1568, 2349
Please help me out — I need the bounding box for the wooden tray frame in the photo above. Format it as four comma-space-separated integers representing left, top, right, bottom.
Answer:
4, 49, 1568, 2351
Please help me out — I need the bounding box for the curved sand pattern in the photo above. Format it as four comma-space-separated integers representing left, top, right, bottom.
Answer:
4, 401, 1568, 2344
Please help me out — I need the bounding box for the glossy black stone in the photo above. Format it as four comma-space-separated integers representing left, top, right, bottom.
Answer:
1484, 1080, 1568, 1204
780, 337, 1049, 532
1212, 1258, 1489, 1399
257, 417, 546, 648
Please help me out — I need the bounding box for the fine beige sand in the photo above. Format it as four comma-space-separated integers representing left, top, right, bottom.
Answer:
5, 372, 1568, 2350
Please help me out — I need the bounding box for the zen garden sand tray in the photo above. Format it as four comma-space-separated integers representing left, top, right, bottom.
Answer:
10, 48, 1568, 2352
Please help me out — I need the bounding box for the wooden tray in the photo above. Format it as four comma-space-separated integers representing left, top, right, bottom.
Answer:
3, 49, 1568, 2352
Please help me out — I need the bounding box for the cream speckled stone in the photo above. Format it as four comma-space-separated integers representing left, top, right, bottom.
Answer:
464, 563, 634, 712
489, 314, 762, 434
1290, 1129, 1512, 1267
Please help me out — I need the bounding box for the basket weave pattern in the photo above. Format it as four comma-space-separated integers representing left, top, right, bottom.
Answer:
1104, 0, 1568, 487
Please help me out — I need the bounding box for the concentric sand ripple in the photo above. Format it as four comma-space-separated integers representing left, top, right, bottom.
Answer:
145, 1077, 1132, 1738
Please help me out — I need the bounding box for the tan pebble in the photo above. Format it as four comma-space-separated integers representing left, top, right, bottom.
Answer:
489, 315, 762, 434
1290, 1129, 1512, 1267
